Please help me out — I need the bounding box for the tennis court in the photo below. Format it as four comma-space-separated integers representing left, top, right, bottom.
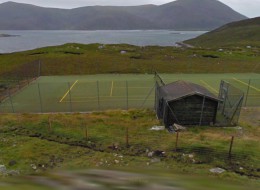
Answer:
0, 73, 259, 113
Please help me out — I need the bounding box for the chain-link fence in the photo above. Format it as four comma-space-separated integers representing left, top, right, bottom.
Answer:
217, 80, 244, 126
0, 80, 155, 113
223, 79, 260, 107
0, 72, 259, 115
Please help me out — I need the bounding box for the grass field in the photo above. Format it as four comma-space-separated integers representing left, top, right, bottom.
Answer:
0, 109, 259, 188
0, 73, 259, 113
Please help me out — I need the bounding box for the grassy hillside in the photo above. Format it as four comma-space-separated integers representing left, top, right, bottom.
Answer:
0, 43, 259, 79
185, 17, 260, 48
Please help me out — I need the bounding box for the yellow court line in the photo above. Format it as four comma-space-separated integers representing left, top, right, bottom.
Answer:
110, 81, 114, 97
59, 80, 79, 102
233, 78, 260, 92
200, 80, 218, 94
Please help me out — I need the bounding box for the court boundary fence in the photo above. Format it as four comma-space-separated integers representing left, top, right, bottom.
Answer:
0, 72, 259, 115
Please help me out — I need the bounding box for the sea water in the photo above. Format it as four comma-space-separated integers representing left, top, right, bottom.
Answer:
0, 30, 206, 53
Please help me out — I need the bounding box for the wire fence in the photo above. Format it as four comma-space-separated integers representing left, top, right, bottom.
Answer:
1, 115, 258, 177
217, 80, 244, 126
0, 80, 155, 113
223, 79, 260, 107
0, 79, 259, 114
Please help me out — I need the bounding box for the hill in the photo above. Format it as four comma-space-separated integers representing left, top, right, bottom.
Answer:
0, 0, 247, 30
184, 17, 260, 47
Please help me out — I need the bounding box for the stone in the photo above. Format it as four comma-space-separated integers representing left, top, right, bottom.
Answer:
151, 158, 161, 163
7, 170, 20, 176
31, 164, 37, 170
148, 152, 154, 157
149, 126, 165, 131
114, 160, 120, 164
0, 165, 6, 174
210, 167, 225, 174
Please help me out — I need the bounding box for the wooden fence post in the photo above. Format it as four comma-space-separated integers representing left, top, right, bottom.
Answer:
85, 125, 88, 140
126, 127, 129, 147
48, 116, 52, 132
175, 131, 179, 151
229, 136, 234, 159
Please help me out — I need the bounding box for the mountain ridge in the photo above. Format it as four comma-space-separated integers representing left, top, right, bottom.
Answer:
0, 0, 247, 30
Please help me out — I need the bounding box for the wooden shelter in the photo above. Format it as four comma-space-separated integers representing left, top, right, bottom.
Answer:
155, 80, 219, 127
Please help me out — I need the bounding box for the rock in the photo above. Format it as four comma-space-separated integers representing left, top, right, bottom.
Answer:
149, 126, 165, 131
210, 167, 225, 174
9, 160, 17, 166
31, 164, 37, 170
188, 154, 194, 158
148, 152, 154, 157
120, 50, 127, 54
151, 158, 161, 163
173, 123, 186, 132
7, 170, 20, 176
114, 160, 120, 164
0, 165, 6, 174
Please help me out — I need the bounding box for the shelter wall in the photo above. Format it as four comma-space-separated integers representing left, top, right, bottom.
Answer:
165, 95, 218, 126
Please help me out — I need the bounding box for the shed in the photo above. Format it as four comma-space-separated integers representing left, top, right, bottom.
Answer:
155, 80, 219, 127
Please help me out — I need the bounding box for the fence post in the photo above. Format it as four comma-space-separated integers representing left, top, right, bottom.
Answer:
126, 127, 129, 147
97, 81, 100, 110
222, 83, 229, 115
175, 131, 179, 151
7, 88, 15, 113
126, 81, 129, 110
154, 82, 157, 111
85, 124, 88, 140
68, 82, 72, 112
48, 116, 52, 133
38, 60, 41, 78
244, 79, 251, 107
38, 83, 43, 113
228, 136, 234, 160
18, 80, 21, 90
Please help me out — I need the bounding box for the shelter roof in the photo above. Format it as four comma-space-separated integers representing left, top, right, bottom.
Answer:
160, 80, 219, 102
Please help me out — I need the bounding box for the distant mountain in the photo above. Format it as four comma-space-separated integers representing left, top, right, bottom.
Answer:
184, 17, 260, 47
0, 0, 247, 30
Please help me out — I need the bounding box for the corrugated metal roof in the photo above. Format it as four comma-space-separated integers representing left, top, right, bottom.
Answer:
160, 80, 219, 101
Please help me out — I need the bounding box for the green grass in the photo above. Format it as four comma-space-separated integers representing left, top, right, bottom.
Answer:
0, 109, 259, 189
0, 43, 259, 79
185, 17, 260, 48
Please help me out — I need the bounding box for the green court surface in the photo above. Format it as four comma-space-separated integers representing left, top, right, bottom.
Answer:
0, 73, 259, 113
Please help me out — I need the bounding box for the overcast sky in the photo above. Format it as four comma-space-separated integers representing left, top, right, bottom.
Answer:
0, 0, 259, 18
